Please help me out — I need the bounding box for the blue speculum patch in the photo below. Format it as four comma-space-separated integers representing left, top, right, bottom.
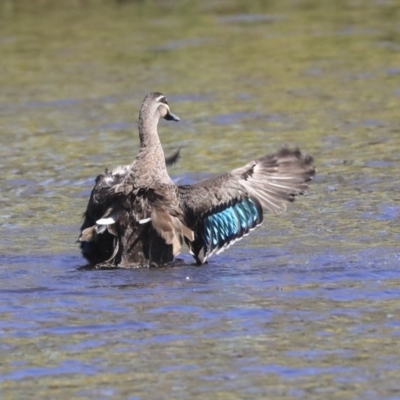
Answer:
202, 198, 261, 254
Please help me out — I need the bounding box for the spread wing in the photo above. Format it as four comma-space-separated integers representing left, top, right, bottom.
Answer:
178, 147, 315, 264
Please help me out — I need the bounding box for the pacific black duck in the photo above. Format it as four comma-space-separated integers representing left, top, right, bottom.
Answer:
79, 92, 315, 267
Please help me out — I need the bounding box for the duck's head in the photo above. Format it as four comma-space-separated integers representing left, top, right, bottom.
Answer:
142, 92, 180, 122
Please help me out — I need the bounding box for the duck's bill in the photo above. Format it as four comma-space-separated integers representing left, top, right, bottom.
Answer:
164, 111, 180, 121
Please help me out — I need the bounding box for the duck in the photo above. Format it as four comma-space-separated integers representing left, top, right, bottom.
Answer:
79, 92, 316, 268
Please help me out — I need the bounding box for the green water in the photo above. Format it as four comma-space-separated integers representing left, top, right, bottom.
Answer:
1, 0, 400, 399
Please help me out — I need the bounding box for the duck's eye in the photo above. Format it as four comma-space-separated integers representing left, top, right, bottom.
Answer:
159, 97, 168, 105
155, 94, 168, 104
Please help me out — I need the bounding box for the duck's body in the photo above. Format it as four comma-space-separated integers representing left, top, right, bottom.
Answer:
79, 92, 315, 268
79, 166, 179, 266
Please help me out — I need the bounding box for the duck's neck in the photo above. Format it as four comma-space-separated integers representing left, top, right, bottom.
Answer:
135, 111, 171, 183
138, 112, 162, 149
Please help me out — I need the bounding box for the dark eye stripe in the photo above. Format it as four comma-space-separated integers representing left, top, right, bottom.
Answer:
159, 97, 168, 105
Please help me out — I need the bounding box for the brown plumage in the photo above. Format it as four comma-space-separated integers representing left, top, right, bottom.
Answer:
79, 92, 316, 268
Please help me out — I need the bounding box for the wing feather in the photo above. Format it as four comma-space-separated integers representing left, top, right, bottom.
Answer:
178, 147, 315, 264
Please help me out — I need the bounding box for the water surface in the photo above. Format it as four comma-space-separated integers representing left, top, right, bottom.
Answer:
1, 0, 400, 398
